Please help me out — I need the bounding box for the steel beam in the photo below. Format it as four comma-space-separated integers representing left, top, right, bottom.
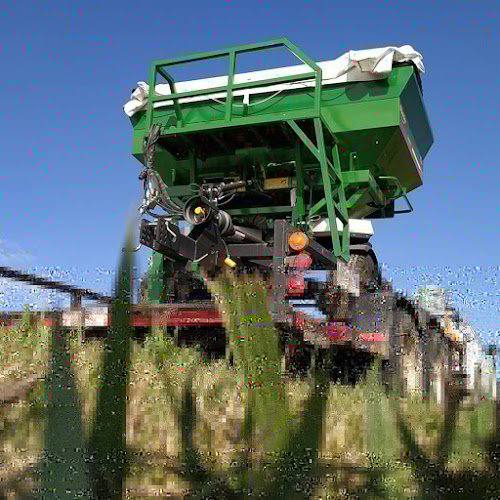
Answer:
0, 266, 112, 304
71, 293, 83, 311
225, 205, 292, 217
227, 244, 273, 258
272, 220, 289, 322
305, 239, 337, 268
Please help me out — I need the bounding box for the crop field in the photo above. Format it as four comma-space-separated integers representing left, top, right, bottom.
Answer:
0, 293, 498, 498
0, 241, 498, 499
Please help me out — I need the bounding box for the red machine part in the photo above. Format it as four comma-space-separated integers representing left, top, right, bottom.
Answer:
0, 306, 223, 330
287, 251, 312, 296
288, 274, 306, 296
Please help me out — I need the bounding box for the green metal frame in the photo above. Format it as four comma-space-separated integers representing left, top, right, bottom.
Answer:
145, 38, 323, 132
287, 119, 349, 260
139, 39, 433, 267
144, 38, 352, 261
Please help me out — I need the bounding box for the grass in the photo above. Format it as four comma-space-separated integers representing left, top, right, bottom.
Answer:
0, 323, 49, 498
0, 321, 498, 498
0, 227, 498, 498
0, 319, 50, 379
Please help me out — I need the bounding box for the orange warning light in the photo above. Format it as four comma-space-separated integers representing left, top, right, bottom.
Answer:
288, 231, 310, 252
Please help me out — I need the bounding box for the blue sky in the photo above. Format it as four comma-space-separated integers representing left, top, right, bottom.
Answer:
0, 0, 498, 344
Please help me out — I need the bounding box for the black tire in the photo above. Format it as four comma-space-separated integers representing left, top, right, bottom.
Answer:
348, 252, 378, 290
319, 268, 350, 322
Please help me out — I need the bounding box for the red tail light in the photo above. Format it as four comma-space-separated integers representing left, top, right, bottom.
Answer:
288, 273, 305, 295
288, 252, 312, 269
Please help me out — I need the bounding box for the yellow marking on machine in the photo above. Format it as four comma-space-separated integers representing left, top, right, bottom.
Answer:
263, 177, 293, 190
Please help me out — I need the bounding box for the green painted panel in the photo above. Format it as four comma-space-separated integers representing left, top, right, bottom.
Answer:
400, 74, 434, 159
322, 98, 400, 133
131, 66, 414, 134
130, 43, 433, 253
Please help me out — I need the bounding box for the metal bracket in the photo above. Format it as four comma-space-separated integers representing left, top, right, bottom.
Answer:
379, 175, 413, 214
193, 253, 209, 264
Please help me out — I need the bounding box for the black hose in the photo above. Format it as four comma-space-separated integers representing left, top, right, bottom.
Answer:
220, 180, 249, 192
140, 124, 185, 214
150, 170, 184, 212
143, 124, 162, 170
217, 192, 236, 206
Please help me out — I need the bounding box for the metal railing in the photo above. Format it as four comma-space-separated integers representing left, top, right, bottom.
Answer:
0, 265, 113, 310
145, 38, 324, 131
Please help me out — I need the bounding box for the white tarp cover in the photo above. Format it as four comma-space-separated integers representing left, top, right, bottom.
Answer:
124, 45, 423, 117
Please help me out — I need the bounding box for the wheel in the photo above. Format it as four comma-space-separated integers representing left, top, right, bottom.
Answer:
320, 269, 350, 322
169, 268, 212, 301
348, 252, 378, 290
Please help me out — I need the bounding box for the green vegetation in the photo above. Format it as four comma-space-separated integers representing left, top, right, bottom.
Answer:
0, 320, 498, 498
0, 228, 498, 498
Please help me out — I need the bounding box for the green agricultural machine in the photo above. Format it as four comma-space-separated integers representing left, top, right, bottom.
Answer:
125, 39, 433, 348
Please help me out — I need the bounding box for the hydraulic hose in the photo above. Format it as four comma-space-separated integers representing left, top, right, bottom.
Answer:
140, 124, 185, 215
